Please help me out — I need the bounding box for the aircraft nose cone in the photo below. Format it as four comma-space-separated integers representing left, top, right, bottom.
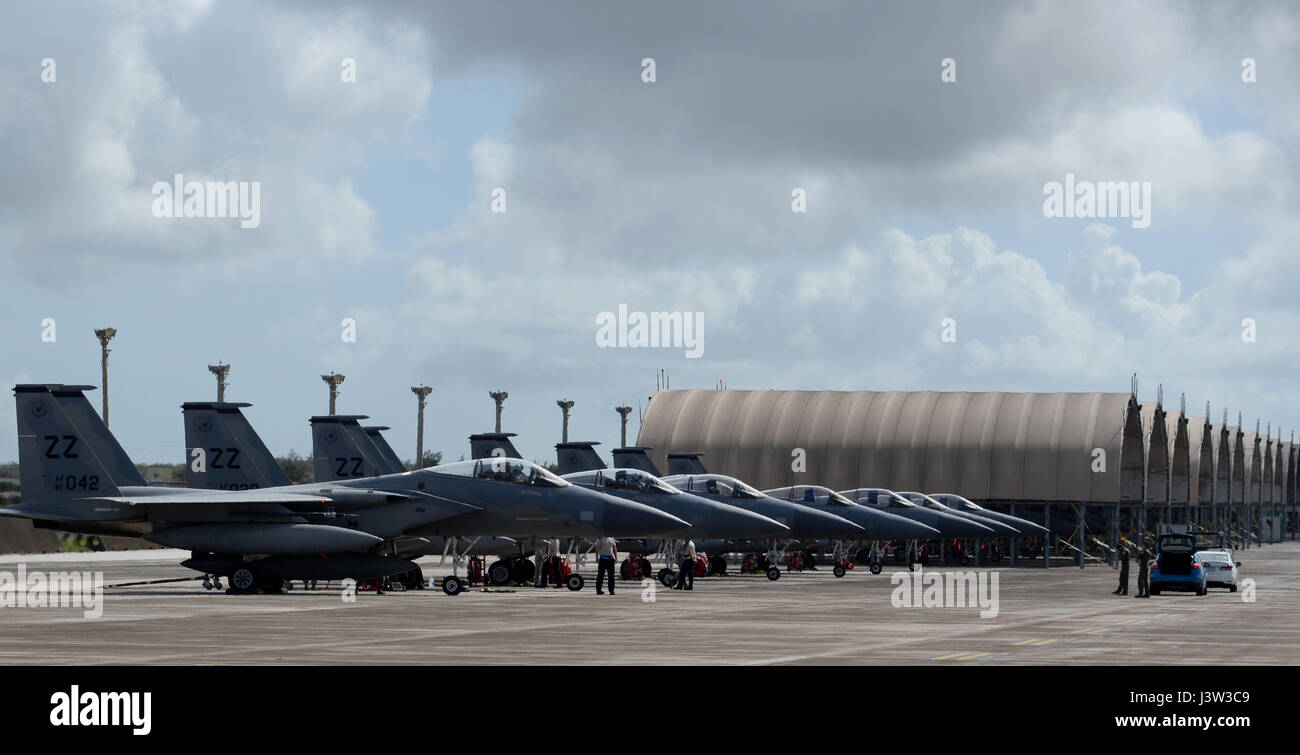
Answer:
964, 514, 1020, 536
710, 501, 789, 538
788, 502, 865, 537
895, 517, 941, 539
935, 512, 995, 538
602, 495, 691, 537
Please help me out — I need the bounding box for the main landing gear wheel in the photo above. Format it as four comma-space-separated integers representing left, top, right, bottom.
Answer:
620, 559, 631, 581
640, 557, 653, 578
442, 575, 463, 596
869, 562, 883, 575
658, 568, 675, 588
230, 566, 256, 594
832, 564, 846, 578
766, 566, 781, 581
488, 560, 512, 586
565, 573, 585, 592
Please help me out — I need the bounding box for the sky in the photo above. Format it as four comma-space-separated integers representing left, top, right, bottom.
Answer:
1, 0, 1299, 466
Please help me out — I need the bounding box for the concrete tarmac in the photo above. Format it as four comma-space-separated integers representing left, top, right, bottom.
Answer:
0, 542, 1296, 665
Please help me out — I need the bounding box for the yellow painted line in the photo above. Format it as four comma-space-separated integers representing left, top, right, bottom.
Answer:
1029, 638, 1058, 646
934, 652, 969, 660
1089, 628, 1113, 634
1070, 628, 1095, 634
1012, 638, 1040, 646
956, 652, 990, 660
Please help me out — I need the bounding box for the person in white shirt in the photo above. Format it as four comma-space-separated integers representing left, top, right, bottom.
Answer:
674, 539, 696, 590
595, 536, 618, 595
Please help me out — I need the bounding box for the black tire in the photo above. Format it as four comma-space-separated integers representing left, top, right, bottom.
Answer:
442, 575, 463, 596
640, 557, 653, 578
832, 564, 846, 578
709, 555, 727, 576
1150, 586, 1160, 596
959, 553, 971, 566
230, 566, 257, 594
620, 559, 631, 581
856, 548, 873, 565
658, 568, 675, 588
404, 567, 426, 590
893, 546, 907, 562
1229, 585, 1237, 593
766, 566, 781, 581
566, 573, 584, 592
516, 560, 535, 584
803, 551, 817, 570
488, 560, 512, 586
756, 555, 770, 572
869, 562, 883, 575
989, 550, 1002, 563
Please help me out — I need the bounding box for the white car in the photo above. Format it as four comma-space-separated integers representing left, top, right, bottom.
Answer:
1197, 548, 1240, 592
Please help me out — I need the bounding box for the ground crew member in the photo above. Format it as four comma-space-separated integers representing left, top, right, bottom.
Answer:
548, 538, 562, 588
1136, 543, 1152, 598
595, 536, 617, 595
1113, 546, 1129, 595
674, 540, 696, 590
534, 539, 547, 587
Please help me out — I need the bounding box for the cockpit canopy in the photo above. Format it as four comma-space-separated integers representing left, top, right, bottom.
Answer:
765, 485, 857, 506
841, 488, 915, 508
564, 468, 679, 495
433, 458, 570, 487
931, 493, 981, 511
663, 473, 765, 499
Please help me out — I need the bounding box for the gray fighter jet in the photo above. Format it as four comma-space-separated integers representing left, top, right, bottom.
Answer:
839, 488, 996, 539
182, 403, 521, 580
3, 385, 687, 595
928, 493, 1051, 536
896, 491, 1022, 536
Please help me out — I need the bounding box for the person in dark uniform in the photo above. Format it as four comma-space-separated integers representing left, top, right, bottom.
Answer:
1135, 543, 1152, 598
595, 536, 617, 595
673, 540, 696, 590
1113, 546, 1129, 595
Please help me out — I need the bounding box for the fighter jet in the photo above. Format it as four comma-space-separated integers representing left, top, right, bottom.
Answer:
895, 492, 1022, 536
4, 385, 687, 595
927, 493, 1050, 536
555, 441, 792, 581
839, 488, 996, 539
182, 403, 521, 579
606, 446, 868, 578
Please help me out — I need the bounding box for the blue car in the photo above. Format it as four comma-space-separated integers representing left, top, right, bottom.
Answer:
1150, 533, 1207, 596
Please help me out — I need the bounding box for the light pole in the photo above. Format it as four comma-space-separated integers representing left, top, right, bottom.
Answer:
615, 406, 633, 447
94, 328, 116, 426
557, 399, 574, 443
208, 363, 230, 402
412, 385, 433, 468
321, 373, 345, 415
490, 391, 508, 432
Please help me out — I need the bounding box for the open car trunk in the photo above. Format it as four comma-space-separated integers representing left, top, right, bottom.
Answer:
1157, 552, 1193, 575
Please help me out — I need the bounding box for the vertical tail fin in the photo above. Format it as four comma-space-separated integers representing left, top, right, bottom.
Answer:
15, 384, 135, 500
555, 442, 606, 475
311, 415, 387, 481
666, 452, 709, 476
469, 432, 522, 460
182, 402, 291, 490
611, 446, 662, 476
359, 426, 407, 474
